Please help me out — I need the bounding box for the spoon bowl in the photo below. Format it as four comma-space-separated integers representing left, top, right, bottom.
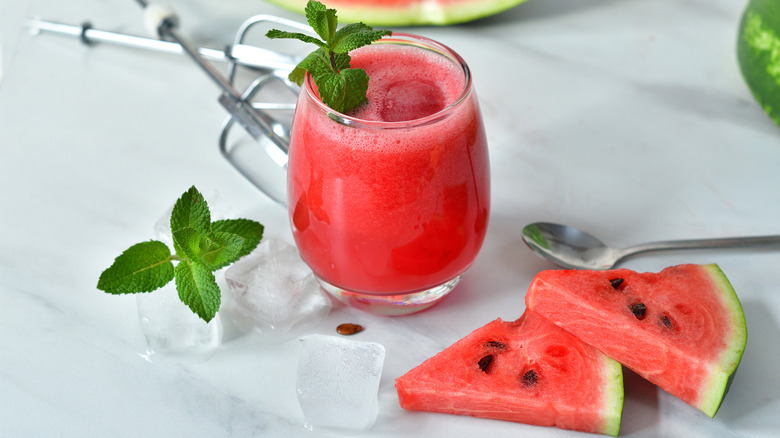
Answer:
522, 222, 780, 270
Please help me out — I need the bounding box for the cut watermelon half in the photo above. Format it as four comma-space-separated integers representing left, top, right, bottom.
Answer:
526, 264, 747, 418
395, 312, 624, 436
262, 0, 531, 26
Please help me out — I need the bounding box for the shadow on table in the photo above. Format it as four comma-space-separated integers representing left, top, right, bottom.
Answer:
635, 83, 780, 134
484, 214, 556, 278
620, 367, 659, 435
716, 299, 780, 426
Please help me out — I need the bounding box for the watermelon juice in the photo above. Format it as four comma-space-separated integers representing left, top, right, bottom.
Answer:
287, 34, 490, 314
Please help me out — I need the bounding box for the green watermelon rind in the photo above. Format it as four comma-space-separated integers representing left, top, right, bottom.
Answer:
737, 0, 780, 128
263, 0, 531, 26
599, 354, 624, 437
526, 263, 747, 419
697, 264, 748, 418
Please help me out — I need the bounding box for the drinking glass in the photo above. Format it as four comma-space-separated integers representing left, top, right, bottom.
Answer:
287, 33, 489, 315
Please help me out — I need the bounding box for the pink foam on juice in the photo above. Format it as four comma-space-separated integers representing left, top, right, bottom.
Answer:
348, 44, 463, 122
288, 39, 490, 295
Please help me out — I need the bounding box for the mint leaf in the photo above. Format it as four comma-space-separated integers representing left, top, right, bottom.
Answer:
332, 52, 351, 71
174, 260, 221, 322
212, 218, 264, 259
333, 23, 391, 53
315, 68, 370, 114
266, 0, 391, 114
288, 49, 331, 86
199, 231, 245, 271
98, 185, 265, 324
304, 0, 327, 22
97, 240, 174, 294
171, 186, 210, 236
170, 186, 212, 259
171, 222, 258, 271
173, 228, 205, 260
306, 0, 337, 42
265, 29, 325, 48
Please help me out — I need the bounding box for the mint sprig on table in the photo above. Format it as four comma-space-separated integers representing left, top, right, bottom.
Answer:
97, 186, 263, 322
266, 0, 391, 114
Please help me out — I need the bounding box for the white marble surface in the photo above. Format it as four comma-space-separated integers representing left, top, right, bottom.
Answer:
2, 0, 779, 437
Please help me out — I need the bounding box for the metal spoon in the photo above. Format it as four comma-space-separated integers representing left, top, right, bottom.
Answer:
521, 222, 780, 270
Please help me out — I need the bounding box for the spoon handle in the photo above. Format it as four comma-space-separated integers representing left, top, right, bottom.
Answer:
621, 235, 780, 258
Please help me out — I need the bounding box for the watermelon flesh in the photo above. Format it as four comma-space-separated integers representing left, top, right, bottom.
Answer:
262, 0, 532, 26
395, 311, 624, 436
526, 264, 747, 418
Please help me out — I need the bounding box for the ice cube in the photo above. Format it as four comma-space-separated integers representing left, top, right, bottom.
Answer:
296, 334, 386, 432
136, 283, 223, 360
224, 239, 331, 342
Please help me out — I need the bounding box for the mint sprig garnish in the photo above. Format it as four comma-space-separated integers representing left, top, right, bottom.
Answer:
97, 186, 264, 322
267, 0, 391, 114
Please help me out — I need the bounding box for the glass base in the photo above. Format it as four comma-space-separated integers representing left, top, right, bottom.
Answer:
316, 276, 462, 316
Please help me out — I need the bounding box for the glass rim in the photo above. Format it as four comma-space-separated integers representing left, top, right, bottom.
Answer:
302, 32, 473, 129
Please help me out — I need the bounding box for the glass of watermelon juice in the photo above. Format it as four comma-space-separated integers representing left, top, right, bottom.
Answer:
287, 33, 490, 315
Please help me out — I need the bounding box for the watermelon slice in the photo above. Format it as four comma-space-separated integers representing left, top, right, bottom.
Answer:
525, 264, 747, 418
395, 312, 624, 436
262, 0, 531, 26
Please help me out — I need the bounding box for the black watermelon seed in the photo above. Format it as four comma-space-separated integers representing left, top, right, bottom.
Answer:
521, 369, 538, 387
630, 303, 647, 320
485, 341, 508, 349
478, 354, 494, 372
660, 315, 674, 329
610, 278, 624, 289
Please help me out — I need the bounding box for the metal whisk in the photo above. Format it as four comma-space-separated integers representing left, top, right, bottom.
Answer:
28, 1, 309, 205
